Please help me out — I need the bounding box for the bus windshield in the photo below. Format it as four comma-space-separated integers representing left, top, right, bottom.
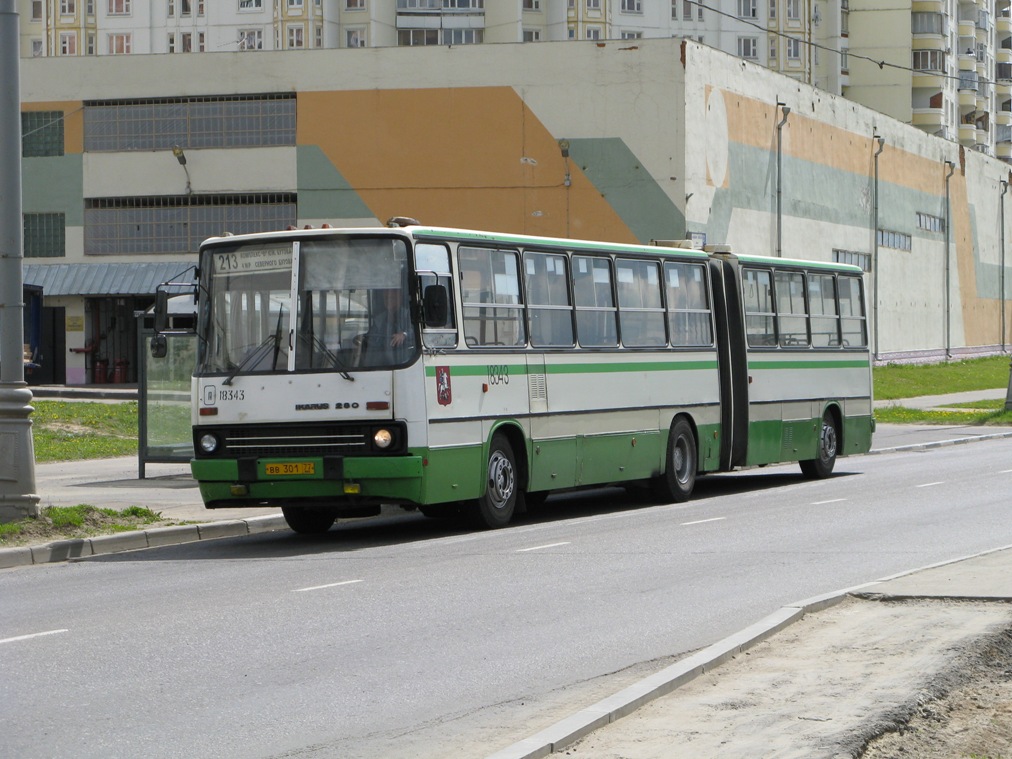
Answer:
197, 236, 414, 376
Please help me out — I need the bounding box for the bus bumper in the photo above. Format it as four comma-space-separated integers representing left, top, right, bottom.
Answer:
191, 455, 425, 508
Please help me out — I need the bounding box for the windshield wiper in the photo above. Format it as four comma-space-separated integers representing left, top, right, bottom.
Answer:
223, 334, 278, 386
304, 332, 355, 381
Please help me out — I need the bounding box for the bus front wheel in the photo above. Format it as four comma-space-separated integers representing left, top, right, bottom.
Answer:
652, 418, 697, 503
471, 434, 518, 529
800, 411, 838, 479
282, 506, 337, 535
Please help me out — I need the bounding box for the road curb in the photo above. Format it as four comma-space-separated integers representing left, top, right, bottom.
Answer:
485, 590, 851, 759
0, 515, 289, 569
868, 430, 1012, 455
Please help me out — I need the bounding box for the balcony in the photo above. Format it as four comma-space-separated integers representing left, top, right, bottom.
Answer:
959, 122, 979, 145
912, 107, 947, 129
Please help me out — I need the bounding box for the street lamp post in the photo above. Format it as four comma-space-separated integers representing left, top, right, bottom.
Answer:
0, 0, 40, 522
944, 160, 955, 360
873, 134, 885, 362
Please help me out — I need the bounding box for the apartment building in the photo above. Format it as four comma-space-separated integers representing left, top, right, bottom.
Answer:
845, 0, 1009, 160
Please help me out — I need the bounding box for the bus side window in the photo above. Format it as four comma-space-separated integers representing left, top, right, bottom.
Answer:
573, 255, 618, 347
743, 268, 776, 347
809, 274, 840, 347
616, 258, 665, 347
665, 262, 712, 346
774, 270, 810, 347
415, 243, 457, 349
838, 275, 868, 347
459, 246, 526, 347
525, 252, 574, 347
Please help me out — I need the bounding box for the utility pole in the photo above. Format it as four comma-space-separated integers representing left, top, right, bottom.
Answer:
0, 0, 41, 522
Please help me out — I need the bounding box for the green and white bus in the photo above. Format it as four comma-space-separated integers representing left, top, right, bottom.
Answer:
159, 222, 873, 534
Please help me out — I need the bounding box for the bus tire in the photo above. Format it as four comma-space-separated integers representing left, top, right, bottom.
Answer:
652, 417, 697, 503
800, 411, 838, 479
282, 506, 337, 535
471, 433, 518, 529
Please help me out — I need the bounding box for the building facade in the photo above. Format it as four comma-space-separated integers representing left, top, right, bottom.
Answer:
17, 38, 1012, 386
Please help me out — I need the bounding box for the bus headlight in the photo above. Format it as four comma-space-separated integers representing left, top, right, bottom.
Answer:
373, 429, 393, 449
198, 433, 219, 454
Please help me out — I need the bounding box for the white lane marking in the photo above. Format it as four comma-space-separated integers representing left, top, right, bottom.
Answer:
517, 542, 571, 553
813, 498, 847, 505
1002, 469, 1012, 474
917, 481, 945, 488
293, 580, 363, 593
0, 629, 69, 645
680, 517, 726, 526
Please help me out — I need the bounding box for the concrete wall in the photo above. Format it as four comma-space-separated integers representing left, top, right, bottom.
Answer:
20, 36, 1012, 363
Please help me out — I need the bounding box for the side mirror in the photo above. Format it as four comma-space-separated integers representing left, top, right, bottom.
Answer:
423, 284, 449, 327
154, 290, 169, 333
150, 334, 168, 359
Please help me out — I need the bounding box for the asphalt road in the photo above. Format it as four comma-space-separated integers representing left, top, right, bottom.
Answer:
3, 439, 1012, 759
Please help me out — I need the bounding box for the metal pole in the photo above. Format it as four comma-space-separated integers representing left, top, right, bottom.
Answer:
0, 0, 41, 521
873, 135, 885, 362
1001, 179, 1008, 355
776, 103, 790, 257
944, 160, 955, 360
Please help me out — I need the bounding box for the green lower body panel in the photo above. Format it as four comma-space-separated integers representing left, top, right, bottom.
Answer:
843, 415, 874, 455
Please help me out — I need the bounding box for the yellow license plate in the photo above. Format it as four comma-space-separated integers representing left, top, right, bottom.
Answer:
264, 462, 316, 476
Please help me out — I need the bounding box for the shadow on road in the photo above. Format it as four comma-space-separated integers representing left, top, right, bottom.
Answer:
84, 464, 863, 564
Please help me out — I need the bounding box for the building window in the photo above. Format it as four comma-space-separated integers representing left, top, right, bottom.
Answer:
87, 33, 96, 54
32, 39, 43, 56
917, 212, 945, 233
60, 0, 75, 15
198, 0, 205, 15
621, 0, 642, 12
198, 32, 205, 51
786, 0, 799, 20
181, 0, 191, 14
737, 36, 758, 59
769, 37, 777, 59
523, 0, 541, 9
832, 249, 871, 272
168, 0, 175, 13
289, 0, 304, 8
239, 29, 263, 49
877, 229, 913, 251
346, 0, 365, 7
84, 194, 297, 256
523, 29, 542, 41
238, 0, 262, 9
315, 24, 323, 47
787, 37, 800, 60
346, 29, 366, 47
443, 28, 483, 44
108, 33, 132, 54
22, 112, 65, 157
287, 24, 305, 48
738, 0, 756, 19
768, 0, 775, 20
84, 94, 297, 151
168, 33, 175, 52
621, 30, 642, 39
60, 32, 77, 55
108, 0, 130, 13
182, 32, 192, 52
912, 49, 946, 72
587, 26, 602, 39
587, 0, 600, 10
87, 0, 94, 14
32, 0, 43, 20
840, 47, 849, 73
398, 29, 439, 46
24, 214, 67, 259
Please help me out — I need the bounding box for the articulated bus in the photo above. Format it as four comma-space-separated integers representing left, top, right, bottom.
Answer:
158, 222, 873, 534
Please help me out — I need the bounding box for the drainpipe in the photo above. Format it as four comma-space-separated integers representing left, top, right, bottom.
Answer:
776, 102, 791, 257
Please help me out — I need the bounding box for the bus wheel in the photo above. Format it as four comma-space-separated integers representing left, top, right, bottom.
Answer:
282, 506, 337, 535
472, 434, 518, 529
800, 412, 839, 479
652, 417, 697, 503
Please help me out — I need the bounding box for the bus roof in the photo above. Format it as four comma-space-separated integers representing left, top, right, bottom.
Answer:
199, 225, 863, 274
